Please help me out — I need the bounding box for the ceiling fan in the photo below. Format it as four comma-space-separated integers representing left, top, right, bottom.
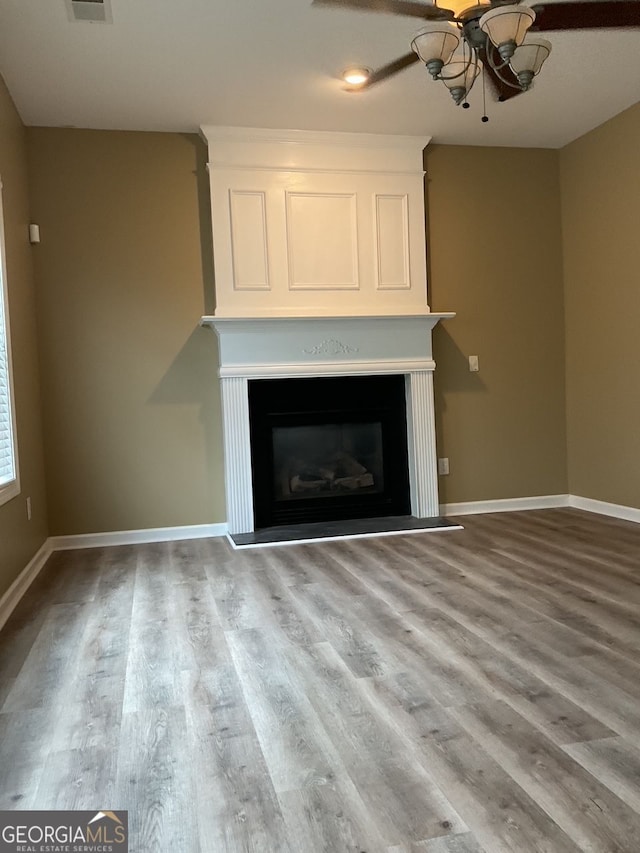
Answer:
313, 0, 640, 109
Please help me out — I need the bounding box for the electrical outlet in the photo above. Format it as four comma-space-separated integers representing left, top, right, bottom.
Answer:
469, 355, 479, 372
438, 457, 450, 476
26, 496, 32, 521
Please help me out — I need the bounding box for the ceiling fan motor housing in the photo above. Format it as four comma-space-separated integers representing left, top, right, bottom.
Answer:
461, 15, 488, 49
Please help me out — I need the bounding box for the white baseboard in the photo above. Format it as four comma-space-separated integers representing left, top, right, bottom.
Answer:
48, 522, 228, 551
441, 493, 640, 526
569, 495, 640, 524
441, 494, 570, 516
0, 540, 52, 633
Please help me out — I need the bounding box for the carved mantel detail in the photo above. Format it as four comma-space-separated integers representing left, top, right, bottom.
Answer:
303, 339, 359, 356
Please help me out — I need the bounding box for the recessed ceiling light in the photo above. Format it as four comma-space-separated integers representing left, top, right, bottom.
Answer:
342, 67, 371, 86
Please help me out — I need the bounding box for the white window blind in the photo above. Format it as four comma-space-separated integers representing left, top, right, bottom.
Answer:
0, 180, 18, 498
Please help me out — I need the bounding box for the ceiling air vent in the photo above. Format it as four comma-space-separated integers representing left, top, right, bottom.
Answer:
65, 0, 113, 23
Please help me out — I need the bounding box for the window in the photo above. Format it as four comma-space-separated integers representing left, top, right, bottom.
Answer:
0, 180, 19, 506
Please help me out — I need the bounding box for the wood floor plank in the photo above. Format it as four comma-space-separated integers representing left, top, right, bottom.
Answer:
451, 698, 640, 852
387, 835, 486, 853
422, 833, 487, 852
32, 745, 117, 811
47, 547, 103, 604
168, 576, 229, 671
436, 612, 640, 741
181, 666, 292, 853
122, 544, 184, 712
473, 513, 640, 588
278, 779, 388, 853
2, 509, 640, 851
288, 581, 390, 678
360, 672, 583, 853
562, 735, 640, 814
248, 568, 326, 647
116, 706, 198, 853
0, 707, 61, 808
292, 542, 369, 595
167, 538, 209, 584
262, 544, 319, 586
213, 564, 323, 646
399, 605, 614, 745
225, 627, 341, 793
384, 538, 623, 659
0, 589, 49, 680
285, 640, 467, 846
408, 535, 640, 659
1, 601, 91, 712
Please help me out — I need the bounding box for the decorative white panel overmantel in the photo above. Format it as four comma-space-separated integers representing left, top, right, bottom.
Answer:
200, 126, 432, 318
201, 314, 454, 534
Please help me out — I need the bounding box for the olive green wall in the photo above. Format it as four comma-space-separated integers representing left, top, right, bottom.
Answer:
26, 128, 224, 536
0, 79, 48, 598
426, 145, 568, 504
560, 102, 640, 510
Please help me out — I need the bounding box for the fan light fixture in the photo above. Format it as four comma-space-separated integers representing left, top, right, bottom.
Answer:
342, 66, 371, 85
441, 54, 483, 104
411, 3, 551, 106
509, 36, 552, 89
479, 4, 536, 60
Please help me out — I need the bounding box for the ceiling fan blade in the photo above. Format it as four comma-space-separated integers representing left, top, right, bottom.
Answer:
477, 43, 522, 101
355, 52, 422, 88
530, 0, 640, 31
313, 0, 454, 21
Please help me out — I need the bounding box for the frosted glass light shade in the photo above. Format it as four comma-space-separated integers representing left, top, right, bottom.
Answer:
441, 57, 481, 93
411, 23, 460, 65
479, 4, 536, 49
510, 37, 552, 76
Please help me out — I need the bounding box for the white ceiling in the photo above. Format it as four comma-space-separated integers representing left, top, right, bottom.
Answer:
0, 0, 639, 147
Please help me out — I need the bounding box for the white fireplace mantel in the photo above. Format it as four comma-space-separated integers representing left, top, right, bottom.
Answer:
201, 312, 454, 534
201, 313, 453, 378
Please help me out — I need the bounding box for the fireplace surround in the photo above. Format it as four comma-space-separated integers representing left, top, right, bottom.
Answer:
200, 314, 453, 535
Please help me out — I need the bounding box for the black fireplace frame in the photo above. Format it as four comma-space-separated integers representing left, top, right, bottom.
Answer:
248, 374, 411, 529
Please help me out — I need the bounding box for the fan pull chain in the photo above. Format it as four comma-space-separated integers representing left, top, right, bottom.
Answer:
482, 64, 489, 123
462, 39, 470, 109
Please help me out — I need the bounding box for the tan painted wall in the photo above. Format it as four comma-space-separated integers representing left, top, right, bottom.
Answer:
26, 128, 224, 536
560, 102, 640, 509
0, 79, 48, 598
26, 131, 570, 534
425, 145, 568, 504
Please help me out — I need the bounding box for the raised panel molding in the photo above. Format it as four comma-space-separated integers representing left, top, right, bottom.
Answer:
375, 194, 410, 290
229, 190, 270, 291
286, 192, 359, 290
202, 127, 432, 317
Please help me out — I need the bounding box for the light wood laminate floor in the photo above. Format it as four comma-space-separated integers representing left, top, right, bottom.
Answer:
2, 508, 640, 852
